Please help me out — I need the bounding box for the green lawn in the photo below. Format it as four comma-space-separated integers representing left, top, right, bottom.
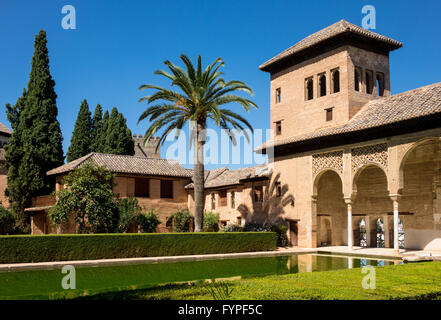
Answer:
81, 261, 441, 300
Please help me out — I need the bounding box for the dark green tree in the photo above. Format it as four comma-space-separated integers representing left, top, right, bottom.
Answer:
103, 107, 134, 155
96, 110, 109, 153
5, 90, 27, 229
66, 99, 92, 162
5, 31, 64, 231
48, 162, 119, 233
90, 104, 103, 151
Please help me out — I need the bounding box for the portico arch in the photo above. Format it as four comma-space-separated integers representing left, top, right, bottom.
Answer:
397, 137, 441, 250
314, 169, 346, 246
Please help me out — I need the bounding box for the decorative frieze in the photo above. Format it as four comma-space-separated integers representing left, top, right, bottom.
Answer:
312, 150, 343, 177
351, 143, 388, 173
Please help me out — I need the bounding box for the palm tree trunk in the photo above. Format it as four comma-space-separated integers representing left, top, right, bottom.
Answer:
193, 121, 205, 232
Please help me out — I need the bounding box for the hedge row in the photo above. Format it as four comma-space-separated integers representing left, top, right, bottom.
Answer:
0, 232, 277, 264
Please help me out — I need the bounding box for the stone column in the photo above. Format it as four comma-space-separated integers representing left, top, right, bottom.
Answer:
389, 194, 401, 254
344, 197, 353, 248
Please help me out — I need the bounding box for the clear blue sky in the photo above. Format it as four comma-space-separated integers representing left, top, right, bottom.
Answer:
1, 0, 440, 170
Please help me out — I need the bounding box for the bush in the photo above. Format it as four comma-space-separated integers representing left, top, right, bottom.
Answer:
167, 210, 193, 232
203, 212, 219, 232
136, 209, 161, 233
243, 223, 288, 247
0, 232, 277, 263
222, 224, 243, 232
117, 197, 143, 233
0, 206, 15, 235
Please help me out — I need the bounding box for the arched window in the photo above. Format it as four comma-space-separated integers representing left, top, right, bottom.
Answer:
305, 78, 313, 100
354, 67, 361, 92
365, 70, 373, 94
319, 74, 326, 97
376, 73, 384, 96
332, 69, 340, 93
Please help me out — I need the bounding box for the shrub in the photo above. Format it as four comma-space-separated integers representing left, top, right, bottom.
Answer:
243, 222, 288, 247
0, 232, 277, 263
48, 163, 119, 233
222, 224, 243, 232
167, 210, 193, 232
0, 206, 15, 235
203, 212, 219, 232
117, 197, 143, 233
136, 209, 161, 233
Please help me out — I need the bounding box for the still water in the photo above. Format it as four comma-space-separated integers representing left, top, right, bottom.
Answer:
0, 254, 402, 299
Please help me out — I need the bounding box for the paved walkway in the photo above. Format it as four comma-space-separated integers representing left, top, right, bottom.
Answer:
2, 246, 439, 272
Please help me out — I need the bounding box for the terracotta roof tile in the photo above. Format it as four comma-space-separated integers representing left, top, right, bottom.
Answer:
47, 153, 193, 178
259, 19, 402, 71
256, 82, 441, 152
0, 122, 12, 136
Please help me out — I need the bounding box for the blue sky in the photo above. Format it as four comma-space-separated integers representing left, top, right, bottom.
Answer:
1, 0, 440, 170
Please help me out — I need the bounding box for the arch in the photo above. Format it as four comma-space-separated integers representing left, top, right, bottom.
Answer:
313, 168, 343, 196
305, 78, 314, 100
398, 137, 441, 191
319, 74, 326, 97
375, 218, 385, 248
352, 163, 388, 194
332, 69, 340, 93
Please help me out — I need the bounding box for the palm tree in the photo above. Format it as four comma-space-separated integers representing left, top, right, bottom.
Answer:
138, 55, 257, 231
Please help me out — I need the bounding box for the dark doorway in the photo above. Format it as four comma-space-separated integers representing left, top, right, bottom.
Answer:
289, 221, 298, 246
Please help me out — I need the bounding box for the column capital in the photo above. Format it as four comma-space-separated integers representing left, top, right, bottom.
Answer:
344, 196, 353, 205
389, 194, 402, 202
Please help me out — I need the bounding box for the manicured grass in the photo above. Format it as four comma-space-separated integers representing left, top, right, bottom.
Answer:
82, 261, 441, 300
0, 232, 276, 263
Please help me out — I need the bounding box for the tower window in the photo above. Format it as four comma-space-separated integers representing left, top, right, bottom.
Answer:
305, 78, 313, 100
376, 72, 385, 96
318, 74, 326, 97
325, 108, 333, 121
275, 121, 282, 135
219, 190, 227, 207
365, 70, 373, 94
231, 191, 235, 208
331, 69, 340, 93
275, 88, 281, 104
354, 67, 362, 92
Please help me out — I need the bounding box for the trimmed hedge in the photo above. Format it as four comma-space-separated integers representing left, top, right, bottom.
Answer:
0, 232, 276, 264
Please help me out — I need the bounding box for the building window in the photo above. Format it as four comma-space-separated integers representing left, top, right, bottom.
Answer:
318, 73, 326, 97
134, 178, 150, 197
305, 77, 313, 100
354, 67, 362, 92
376, 72, 385, 96
254, 185, 263, 203
231, 191, 235, 208
275, 88, 281, 104
365, 70, 373, 94
275, 121, 282, 135
160, 180, 173, 198
275, 181, 282, 197
219, 190, 227, 207
211, 193, 216, 210
325, 108, 333, 121
331, 69, 340, 93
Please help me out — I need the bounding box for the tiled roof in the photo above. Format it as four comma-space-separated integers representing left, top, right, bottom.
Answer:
256, 82, 441, 152
0, 122, 12, 136
47, 153, 193, 178
186, 164, 270, 189
259, 19, 402, 71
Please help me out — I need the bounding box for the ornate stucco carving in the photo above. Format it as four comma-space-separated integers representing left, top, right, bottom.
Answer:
312, 150, 343, 177
351, 143, 388, 173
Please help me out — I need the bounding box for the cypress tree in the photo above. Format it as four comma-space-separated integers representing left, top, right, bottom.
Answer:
97, 110, 109, 153
90, 104, 103, 152
5, 89, 27, 229
103, 107, 134, 155
16, 31, 64, 204
66, 99, 92, 162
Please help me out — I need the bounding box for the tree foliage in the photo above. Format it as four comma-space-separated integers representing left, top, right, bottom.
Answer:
48, 162, 119, 233
5, 30, 64, 231
138, 55, 257, 231
66, 99, 92, 162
